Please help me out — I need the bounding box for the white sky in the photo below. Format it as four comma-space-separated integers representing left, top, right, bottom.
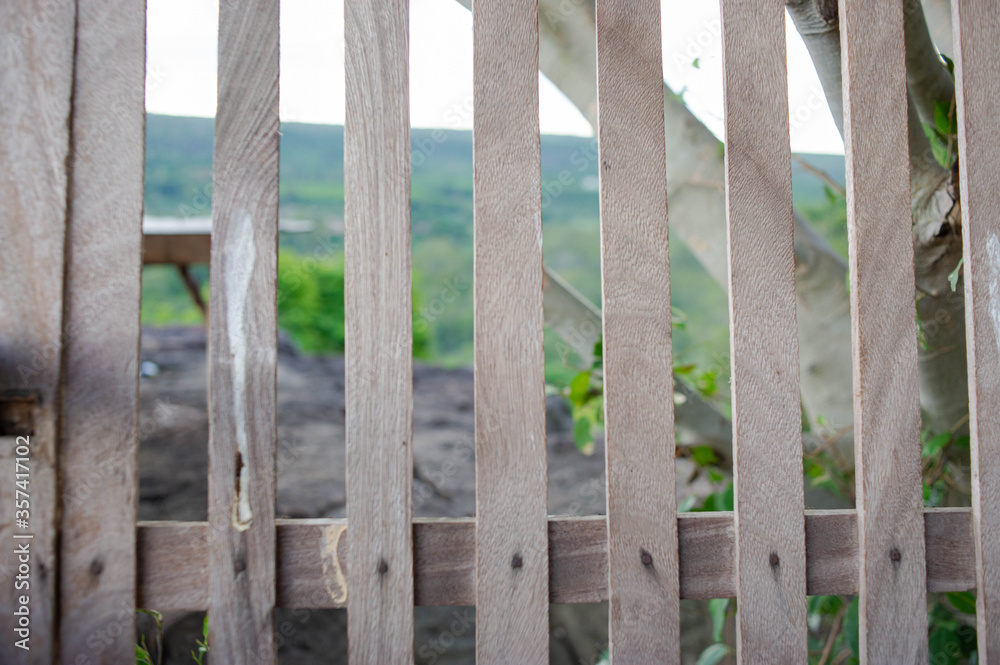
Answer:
145, 0, 844, 154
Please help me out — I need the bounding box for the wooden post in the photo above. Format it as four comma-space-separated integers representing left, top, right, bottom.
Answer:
594, 1, 680, 662
952, 0, 1000, 659
58, 0, 146, 661
207, 0, 281, 660
473, 0, 550, 660
720, 0, 808, 660
0, 2, 75, 662
344, 0, 415, 661
840, 0, 929, 661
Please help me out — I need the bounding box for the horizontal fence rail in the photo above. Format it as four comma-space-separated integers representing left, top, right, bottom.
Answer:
136, 510, 977, 610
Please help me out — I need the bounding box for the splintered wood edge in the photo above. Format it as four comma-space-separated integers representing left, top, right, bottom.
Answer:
136, 509, 974, 610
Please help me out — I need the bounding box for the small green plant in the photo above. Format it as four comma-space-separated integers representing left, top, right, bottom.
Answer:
135, 609, 162, 665
135, 610, 207, 665
192, 614, 209, 665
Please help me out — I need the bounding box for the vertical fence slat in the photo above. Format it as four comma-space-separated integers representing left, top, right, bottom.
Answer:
473, 0, 549, 660
208, 0, 280, 660
594, 1, 679, 661
720, 0, 808, 660
58, 0, 146, 661
952, 1, 1000, 658
840, 1, 928, 661
0, 3, 75, 662
344, 0, 415, 660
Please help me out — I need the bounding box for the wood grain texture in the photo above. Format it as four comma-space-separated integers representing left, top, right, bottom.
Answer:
720, 0, 808, 660
594, 0, 679, 661
344, 0, 414, 661
0, 2, 75, 661
952, 1, 1000, 659
57, 1, 146, 661
136, 509, 977, 610
473, 0, 549, 661
840, 0, 929, 661
207, 0, 280, 660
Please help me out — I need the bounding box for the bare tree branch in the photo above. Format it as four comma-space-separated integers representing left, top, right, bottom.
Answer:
903, 0, 955, 126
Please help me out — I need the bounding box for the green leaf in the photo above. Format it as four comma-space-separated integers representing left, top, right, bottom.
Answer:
922, 432, 951, 459
692, 446, 719, 467
696, 643, 729, 665
569, 371, 591, 407
824, 184, 838, 206
674, 363, 697, 375
592, 337, 603, 361
947, 591, 977, 615
929, 624, 963, 665
935, 100, 954, 136
941, 53, 956, 78
709, 598, 730, 642
573, 416, 593, 452
844, 596, 860, 657
692, 57, 701, 69
949, 258, 964, 292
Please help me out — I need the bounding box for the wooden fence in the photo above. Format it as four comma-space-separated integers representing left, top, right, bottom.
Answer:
1, 0, 998, 663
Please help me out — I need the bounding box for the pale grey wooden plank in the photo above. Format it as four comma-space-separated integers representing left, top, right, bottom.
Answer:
135, 509, 978, 610
344, 0, 414, 661
0, 2, 76, 662
594, 0, 679, 661
840, 0, 929, 660
952, 0, 1000, 659
473, 0, 549, 659
207, 0, 280, 660
720, 0, 808, 660
57, 0, 146, 661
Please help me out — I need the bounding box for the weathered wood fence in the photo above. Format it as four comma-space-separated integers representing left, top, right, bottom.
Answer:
1, 0, 998, 663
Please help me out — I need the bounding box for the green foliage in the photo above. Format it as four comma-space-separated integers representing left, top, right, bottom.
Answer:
135, 609, 162, 665
192, 614, 209, 665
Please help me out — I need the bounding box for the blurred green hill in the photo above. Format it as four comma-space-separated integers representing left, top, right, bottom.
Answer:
143, 113, 846, 383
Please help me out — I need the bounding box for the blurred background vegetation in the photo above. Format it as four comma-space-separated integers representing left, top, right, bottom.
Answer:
142, 113, 847, 393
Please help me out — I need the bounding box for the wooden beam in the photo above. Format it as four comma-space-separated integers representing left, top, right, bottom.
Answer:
472, 0, 549, 661
952, 0, 1000, 659
840, 0, 929, 659
344, 0, 414, 660
58, 0, 146, 661
595, 0, 680, 661
0, 2, 76, 662
137, 509, 976, 611
208, 0, 281, 660
721, 0, 808, 660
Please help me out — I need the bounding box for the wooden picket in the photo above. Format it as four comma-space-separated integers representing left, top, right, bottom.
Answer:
720, 0, 808, 660
58, 1, 146, 661
472, 0, 550, 660
3, 0, 1000, 661
840, 0, 929, 661
952, 0, 1000, 659
0, 2, 75, 663
344, 0, 415, 661
594, 0, 680, 662
207, 0, 281, 660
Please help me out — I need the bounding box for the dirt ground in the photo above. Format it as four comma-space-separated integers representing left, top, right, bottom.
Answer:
137, 327, 713, 664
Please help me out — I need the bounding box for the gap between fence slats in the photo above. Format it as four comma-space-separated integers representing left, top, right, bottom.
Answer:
344, 0, 414, 661
473, 0, 549, 661
57, 1, 146, 661
840, 0, 928, 661
594, 0, 679, 661
136, 509, 975, 610
0, 2, 75, 662
952, 0, 1000, 659
720, 0, 808, 660
207, 0, 281, 661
